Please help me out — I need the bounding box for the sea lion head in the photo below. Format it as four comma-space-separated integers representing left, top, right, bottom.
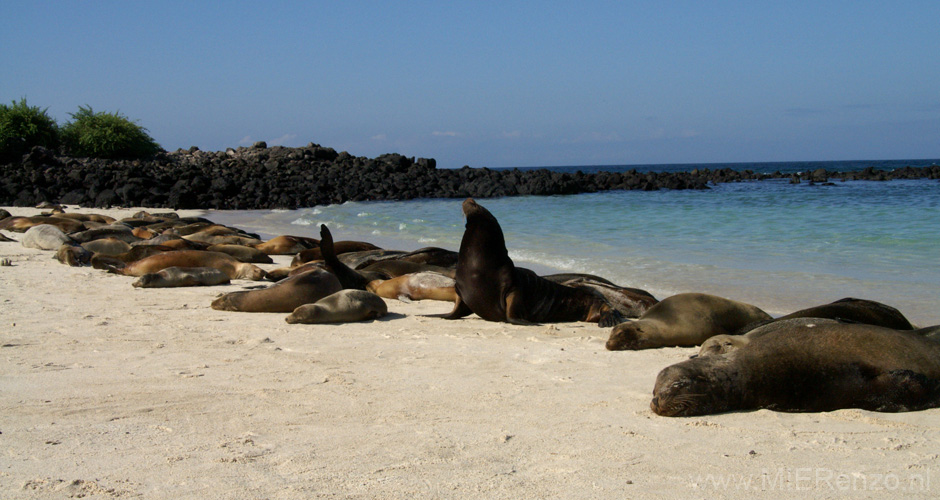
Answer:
235, 263, 268, 281
606, 320, 653, 350
650, 358, 734, 417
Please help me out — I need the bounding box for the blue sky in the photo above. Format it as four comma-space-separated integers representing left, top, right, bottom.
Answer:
3, 1, 939, 168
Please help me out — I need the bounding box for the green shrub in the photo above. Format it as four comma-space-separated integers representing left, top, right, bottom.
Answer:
0, 98, 60, 163
61, 105, 162, 159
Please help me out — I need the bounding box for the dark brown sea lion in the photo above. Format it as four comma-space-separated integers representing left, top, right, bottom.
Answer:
545, 275, 658, 319
442, 198, 622, 326
290, 240, 382, 267
90, 245, 177, 269
697, 318, 842, 358
361, 260, 456, 280
606, 293, 771, 350
317, 225, 372, 290
250, 235, 320, 255
206, 244, 274, 264
70, 226, 140, 244
752, 297, 915, 332
651, 322, 940, 416
53, 212, 117, 224
394, 247, 459, 267
133, 266, 231, 288
285, 290, 388, 324
117, 250, 267, 280
211, 269, 342, 312
367, 272, 457, 302
337, 250, 408, 270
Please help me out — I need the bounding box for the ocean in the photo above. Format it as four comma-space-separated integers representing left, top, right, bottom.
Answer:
210, 159, 940, 327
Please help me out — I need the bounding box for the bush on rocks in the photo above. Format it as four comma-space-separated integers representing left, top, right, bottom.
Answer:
0, 98, 60, 163
60, 105, 162, 160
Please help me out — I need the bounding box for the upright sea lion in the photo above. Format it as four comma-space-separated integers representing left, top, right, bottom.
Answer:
117, 250, 267, 280
368, 272, 457, 302
317, 225, 372, 290
606, 293, 771, 350
651, 322, 940, 416
133, 266, 231, 288
211, 269, 342, 312
442, 198, 622, 326
285, 289, 388, 324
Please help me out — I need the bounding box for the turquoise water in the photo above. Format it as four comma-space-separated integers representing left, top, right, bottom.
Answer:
211, 175, 940, 327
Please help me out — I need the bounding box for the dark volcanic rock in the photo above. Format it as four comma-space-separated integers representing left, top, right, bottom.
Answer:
0, 145, 936, 209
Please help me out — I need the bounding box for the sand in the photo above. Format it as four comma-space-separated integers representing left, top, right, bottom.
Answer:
1, 206, 937, 499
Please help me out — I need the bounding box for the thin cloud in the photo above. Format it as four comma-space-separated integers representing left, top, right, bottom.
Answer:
268, 134, 297, 146
371, 134, 388, 141
432, 131, 461, 137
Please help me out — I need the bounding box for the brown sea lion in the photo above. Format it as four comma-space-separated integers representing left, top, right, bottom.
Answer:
0, 216, 84, 234
251, 235, 320, 255
750, 297, 915, 332
211, 268, 342, 312
651, 322, 940, 416
206, 244, 274, 264
394, 247, 459, 267
367, 272, 457, 302
53, 212, 117, 224
285, 289, 388, 324
442, 198, 622, 327
133, 266, 232, 288
81, 237, 134, 256
697, 318, 842, 358
90, 245, 177, 270
606, 293, 771, 350
117, 250, 267, 280
56, 244, 94, 266
184, 233, 263, 246
70, 226, 140, 244
338, 249, 408, 270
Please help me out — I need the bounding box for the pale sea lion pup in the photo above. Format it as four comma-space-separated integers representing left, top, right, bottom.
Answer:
285, 290, 388, 324
133, 266, 231, 288
22, 225, 74, 250
367, 272, 457, 302
606, 293, 771, 350
652, 322, 940, 416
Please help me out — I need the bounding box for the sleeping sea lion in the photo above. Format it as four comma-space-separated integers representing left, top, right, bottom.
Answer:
285, 290, 388, 324
210, 269, 343, 312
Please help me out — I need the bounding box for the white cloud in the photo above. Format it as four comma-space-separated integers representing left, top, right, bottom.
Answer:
238, 135, 253, 145
432, 131, 460, 137
268, 134, 297, 146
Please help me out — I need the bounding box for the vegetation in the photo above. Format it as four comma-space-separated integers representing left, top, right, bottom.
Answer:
60, 105, 162, 159
0, 98, 60, 163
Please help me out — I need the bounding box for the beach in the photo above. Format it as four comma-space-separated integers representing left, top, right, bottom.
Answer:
2, 206, 938, 499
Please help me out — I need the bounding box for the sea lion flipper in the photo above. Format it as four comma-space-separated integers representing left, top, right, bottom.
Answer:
438, 296, 473, 320
598, 309, 625, 328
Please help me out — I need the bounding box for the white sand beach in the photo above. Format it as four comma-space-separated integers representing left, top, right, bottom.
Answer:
1, 206, 937, 499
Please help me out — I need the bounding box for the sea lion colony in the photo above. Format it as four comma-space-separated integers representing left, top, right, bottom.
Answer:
2, 199, 938, 416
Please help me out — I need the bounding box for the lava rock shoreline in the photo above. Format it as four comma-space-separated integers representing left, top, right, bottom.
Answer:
2, 143, 938, 210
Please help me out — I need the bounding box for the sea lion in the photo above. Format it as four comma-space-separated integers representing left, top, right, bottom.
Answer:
56, 243, 94, 266
651, 322, 940, 416
251, 235, 320, 255
0, 232, 16, 242
53, 212, 117, 224
70, 225, 140, 244
21, 225, 74, 250
368, 272, 457, 302
206, 244, 274, 264
606, 293, 771, 350
117, 250, 267, 280
697, 318, 842, 357
290, 240, 383, 267
755, 297, 915, 331
285, 289, 388, 324
90, 245, 177, 270
133, 266, 231, 288
81, 237, 134, 256
545, 275, 658, 319
211, 269, 342, 312
394, 247, 459, 267
0, 216, 84, 234
442, 198, 622, 326
184, 233, 263, 246
338, 249, 408, 270
317, 225, 372, 290
361, 260, 456, 280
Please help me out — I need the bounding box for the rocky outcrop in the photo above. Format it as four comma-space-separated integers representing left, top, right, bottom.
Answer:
2, 144, 938, 209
